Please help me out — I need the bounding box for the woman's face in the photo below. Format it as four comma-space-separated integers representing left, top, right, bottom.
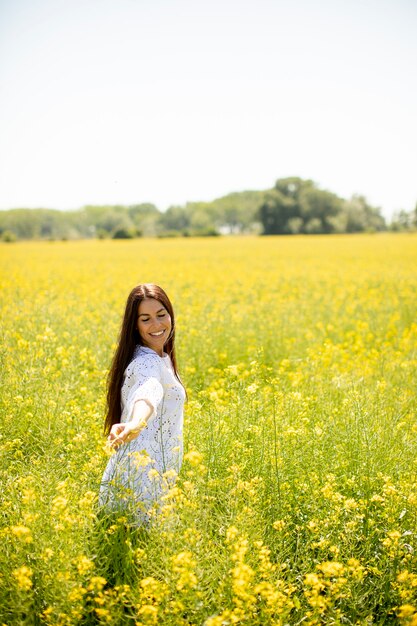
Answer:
137, 298, 172, 356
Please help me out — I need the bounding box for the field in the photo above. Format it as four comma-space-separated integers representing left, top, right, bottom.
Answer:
1, 234, 417, 625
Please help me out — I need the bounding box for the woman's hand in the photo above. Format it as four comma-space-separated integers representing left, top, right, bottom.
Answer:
108, 421, 144, 448
107, 400, 153, 449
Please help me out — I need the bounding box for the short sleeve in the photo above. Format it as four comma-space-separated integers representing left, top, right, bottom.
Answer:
123, 355, 164, 422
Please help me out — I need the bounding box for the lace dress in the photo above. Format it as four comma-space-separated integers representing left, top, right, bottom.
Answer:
99, 345, 185, 523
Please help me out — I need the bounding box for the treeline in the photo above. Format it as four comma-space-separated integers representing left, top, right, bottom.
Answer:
1, 177, 415, 241
0, 191, 264, 241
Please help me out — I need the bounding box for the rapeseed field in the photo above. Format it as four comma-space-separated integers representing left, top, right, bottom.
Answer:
1, 234, 416, 625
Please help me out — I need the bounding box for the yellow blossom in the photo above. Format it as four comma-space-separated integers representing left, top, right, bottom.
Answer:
184, 450, 203, 466
273, 519, 286, 531
10, 525, 33, 543
13, 566, 33, 591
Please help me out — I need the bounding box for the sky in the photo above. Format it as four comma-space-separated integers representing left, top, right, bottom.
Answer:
0, 0, 416, 219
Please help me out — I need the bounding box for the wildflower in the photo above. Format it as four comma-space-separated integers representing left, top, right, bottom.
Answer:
272, 519, 286, 531
13, 566, 33, 591
304, 573, 323, 589
371, 493, 384, 503
68, 586, 87, 602
172, 551, 198, 591
137, 604, 159, 624
226, 526, 239, 543
140, 576, 167, 601
21, 488, 36, 505
88, 576, 107, 592
232, 562, 255, 601
75, 555, 95, 575
162, 468, 177, 481
51, 495, 68, 515
42, 548, 54, 560
227, 365, 239, 376
318, 561, 345, 577
184, 450, 203, 466
94, 608, 111, 621
11, 525, 33, 543
398, 604, 416, 619
131, 451, 152, 468
79, 491, 97, 508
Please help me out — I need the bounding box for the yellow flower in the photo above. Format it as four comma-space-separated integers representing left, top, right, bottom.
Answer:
163, 468, 178, 481
75, 555, 95, 575
272, 519, 286, 531
318, 561, 345, 577
13, 566, 33, 591
131, 451, 152, 468
226, 526, 239, 543
398, 604, 416, 619
51, 495, 68, 515
136, 604, 159, 624
184, 450, 203, 466
304, 573, 323, 589
94, 608, 111, 620
11, 525, 33, 543
88, 576, 107, 592
172, 551, 198, 591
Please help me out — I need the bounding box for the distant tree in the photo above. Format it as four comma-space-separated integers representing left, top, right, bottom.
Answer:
0, 181, 393, 239
258, 178, 386, 235
299, 187, 343, 233
259, 178, 314, 234
212, 191, 265, 233
127, 204, 160, 237
159, 206, 190, 232
128, 204, 159, 226
275, 176, 315, 199
389, 209, 414, 231
287, 216, 304, 234
81, 205, 134, 237
343, 195, 386, 232
258, 189, 297, 234
112, 227, 141, 239
1, 229, 17, 242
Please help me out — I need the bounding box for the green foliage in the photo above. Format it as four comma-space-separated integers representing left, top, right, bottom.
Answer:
0, 180, 399, 240
112, 227, 142, 239
389, 206, 417, 232
1, 229, 17, 242
259, 178, 386, 235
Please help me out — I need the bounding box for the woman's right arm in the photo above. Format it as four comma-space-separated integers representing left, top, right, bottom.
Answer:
108, 399, 153, 448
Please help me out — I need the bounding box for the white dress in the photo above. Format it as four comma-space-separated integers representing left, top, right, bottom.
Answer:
99, 345, 185, 523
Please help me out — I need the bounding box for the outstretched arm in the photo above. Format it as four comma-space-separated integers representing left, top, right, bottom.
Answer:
108, 399, 153, 448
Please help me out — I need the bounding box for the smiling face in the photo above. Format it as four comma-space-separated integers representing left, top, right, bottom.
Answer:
137, 297, 172, 356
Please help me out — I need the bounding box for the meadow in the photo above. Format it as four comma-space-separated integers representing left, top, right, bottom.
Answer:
0, 233, 416, 625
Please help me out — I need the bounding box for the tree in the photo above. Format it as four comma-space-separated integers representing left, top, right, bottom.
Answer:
343, 195, 386, 232
210, 191, 265, 233
390, 210, 413, 231
159, 206, 190, 232
258, 189, 298, 234
299, 187, 343, 233
258, 178, 386, 235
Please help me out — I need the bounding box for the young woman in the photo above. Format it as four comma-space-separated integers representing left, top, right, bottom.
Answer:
99, 284, 186, 524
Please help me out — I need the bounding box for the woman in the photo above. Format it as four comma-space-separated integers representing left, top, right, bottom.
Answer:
99, 284, 186, 524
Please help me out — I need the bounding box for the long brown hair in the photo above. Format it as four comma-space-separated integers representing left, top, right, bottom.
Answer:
104, 284, 180, 435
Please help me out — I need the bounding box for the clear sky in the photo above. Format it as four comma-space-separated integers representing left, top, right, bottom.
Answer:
1, 0, 416, 219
